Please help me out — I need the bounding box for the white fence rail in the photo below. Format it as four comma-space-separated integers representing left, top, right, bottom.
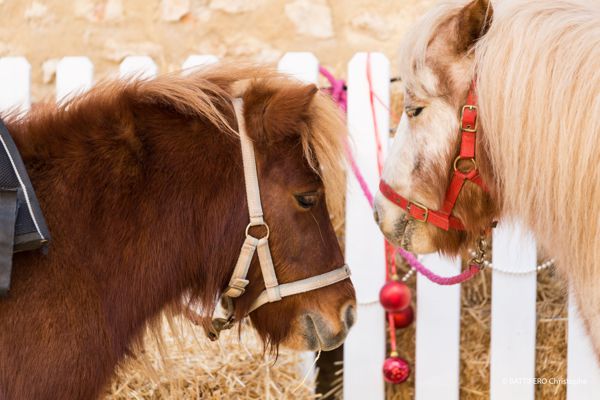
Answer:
0, 52, 598, 399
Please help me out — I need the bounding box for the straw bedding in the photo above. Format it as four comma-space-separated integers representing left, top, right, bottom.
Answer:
104, 318, 316, 400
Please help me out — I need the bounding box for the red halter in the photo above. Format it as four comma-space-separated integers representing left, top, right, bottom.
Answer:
379, 81, 487, 232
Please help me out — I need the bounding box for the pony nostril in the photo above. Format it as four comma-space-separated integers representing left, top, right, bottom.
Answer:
373, 209, 380, 225
342, 303, 356, 330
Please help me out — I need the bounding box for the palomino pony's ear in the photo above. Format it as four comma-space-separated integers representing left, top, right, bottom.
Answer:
242, 82, 318, 145
456, 0, 493, 53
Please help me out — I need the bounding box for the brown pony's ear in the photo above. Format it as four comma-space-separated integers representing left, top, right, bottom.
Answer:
242, 82, 318, 145
456, 0, 493, 53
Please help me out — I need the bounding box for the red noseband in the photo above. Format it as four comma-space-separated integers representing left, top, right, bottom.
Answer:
379, 81, 487, 232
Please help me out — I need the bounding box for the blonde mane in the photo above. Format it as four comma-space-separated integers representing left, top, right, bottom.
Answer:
474, 0, 600, 281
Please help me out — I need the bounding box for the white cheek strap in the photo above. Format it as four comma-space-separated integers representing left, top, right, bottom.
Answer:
205, 99, 351, 340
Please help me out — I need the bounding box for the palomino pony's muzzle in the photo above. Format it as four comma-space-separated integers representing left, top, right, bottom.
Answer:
204, 99, 351, 340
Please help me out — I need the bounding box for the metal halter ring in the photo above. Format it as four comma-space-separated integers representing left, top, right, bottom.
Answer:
245, 221, 270, 240
453, 156, 477, 173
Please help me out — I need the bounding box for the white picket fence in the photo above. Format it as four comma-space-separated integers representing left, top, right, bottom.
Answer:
0, 52, 598, 399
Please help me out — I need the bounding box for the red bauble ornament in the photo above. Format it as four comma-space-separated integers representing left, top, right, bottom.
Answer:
379, 281, 411, 312
391, 305, 414, 329
383, 356, 410, 384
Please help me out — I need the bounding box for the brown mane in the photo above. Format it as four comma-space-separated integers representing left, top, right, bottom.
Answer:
0, 64, 351, 399
14, 64, 346, 224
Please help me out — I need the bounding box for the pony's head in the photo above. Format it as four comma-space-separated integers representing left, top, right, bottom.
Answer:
229, 78, 355, 351
29, 65, 356, 353
374, 0, 497, 255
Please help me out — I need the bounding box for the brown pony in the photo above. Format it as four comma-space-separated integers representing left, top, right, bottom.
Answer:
0, 65, 355, 399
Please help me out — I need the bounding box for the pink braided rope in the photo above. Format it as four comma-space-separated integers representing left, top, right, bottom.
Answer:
321, 63, 480, 286
319, 66, 347, 113
397, 248, 481, 285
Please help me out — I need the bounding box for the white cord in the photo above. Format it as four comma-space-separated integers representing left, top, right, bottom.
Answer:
466, 248, 555, 275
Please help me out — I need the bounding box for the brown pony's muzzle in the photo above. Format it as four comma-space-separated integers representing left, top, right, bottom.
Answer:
285, 276, 356, 351
300, 301, 356, 351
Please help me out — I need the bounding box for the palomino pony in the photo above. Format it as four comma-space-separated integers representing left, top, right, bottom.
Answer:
375, 0, 600, 355
0, 65, 355, 399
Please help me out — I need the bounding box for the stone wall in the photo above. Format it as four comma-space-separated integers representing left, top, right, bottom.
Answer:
0, 0, 435, 100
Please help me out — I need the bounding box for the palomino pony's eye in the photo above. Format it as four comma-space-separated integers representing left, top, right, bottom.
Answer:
405, 107, 424, 118
294, 192, 320, 209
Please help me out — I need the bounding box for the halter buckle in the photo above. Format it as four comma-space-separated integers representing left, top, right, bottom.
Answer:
461, 105, 478, 132
406, 201, 429, 223
224, 278, 250, 297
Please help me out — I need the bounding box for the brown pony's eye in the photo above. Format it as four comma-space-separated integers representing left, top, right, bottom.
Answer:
295, 192, 320, 209
405, 106, 424, 118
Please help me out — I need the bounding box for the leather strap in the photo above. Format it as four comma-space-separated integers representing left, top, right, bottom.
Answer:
256, 237, 281, 302
379, 81, 489, 232
0, 189, 18, 296
236, 100, 265, 226
206, 99, 351, 340
223, 235, 257, 298
249, 264, 351, 313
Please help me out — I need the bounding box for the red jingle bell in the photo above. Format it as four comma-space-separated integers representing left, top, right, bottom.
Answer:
382, 355, 410, 384
391, 305, 414, 329
379, 280, 411, 312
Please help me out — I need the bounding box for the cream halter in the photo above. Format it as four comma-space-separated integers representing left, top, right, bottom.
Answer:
205, 99, 351, 340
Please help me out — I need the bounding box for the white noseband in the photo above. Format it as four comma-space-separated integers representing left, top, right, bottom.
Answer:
205, 99, 351, 340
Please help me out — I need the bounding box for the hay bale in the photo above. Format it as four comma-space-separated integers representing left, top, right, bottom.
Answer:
105, 318, 317, 399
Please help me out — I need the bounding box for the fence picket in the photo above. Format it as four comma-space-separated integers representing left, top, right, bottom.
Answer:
56, 57, 93, 103
489, 222, 537, 400
277, 52, 318, 83
567, 291, 600, 399
278, 52, 319, 84
415, 254, 461, 400
343, 52, 389, 400
0, 57, 31, 114
182, 55, 219, 73
119, 56, 157, 79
